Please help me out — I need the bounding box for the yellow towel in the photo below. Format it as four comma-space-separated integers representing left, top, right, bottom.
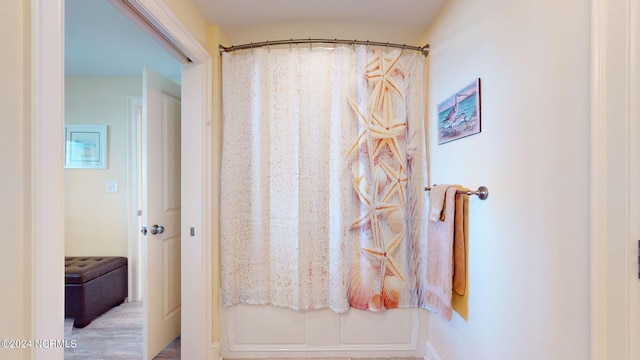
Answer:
453, 190, 466, 296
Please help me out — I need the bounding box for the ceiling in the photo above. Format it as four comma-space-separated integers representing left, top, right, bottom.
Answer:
192, 0, 446, 46
64, 0, 446, 78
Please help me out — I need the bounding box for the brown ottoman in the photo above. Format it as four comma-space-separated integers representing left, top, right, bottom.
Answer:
65, 256, 128, 328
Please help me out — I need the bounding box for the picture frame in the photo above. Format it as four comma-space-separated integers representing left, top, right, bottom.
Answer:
437, 78, 481, 144
64, 125, 108, 169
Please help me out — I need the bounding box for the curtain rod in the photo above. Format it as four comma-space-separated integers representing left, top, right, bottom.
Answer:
218, 38, 430, 57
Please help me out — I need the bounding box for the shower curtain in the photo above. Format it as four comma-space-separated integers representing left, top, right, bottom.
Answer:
221, 45, 429, 313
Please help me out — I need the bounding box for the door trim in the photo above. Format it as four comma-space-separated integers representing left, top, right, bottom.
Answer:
589, 0, 607, 357
590, 0, 638, 358
128, 96, 143, 302
30, 0, 213, 359
30, 0, 65, 358
630, 0, 640, 358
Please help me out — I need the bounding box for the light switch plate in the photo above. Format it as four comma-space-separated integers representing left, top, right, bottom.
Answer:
105, 180, 118, 193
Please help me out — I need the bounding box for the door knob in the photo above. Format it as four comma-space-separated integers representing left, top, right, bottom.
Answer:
150, 224, 165, 235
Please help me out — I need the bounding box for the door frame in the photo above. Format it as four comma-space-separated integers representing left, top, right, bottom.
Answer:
631, 1, 640, 358
128, 96, 143, 302
30, 1, 213, 359
591, 0, 640, 358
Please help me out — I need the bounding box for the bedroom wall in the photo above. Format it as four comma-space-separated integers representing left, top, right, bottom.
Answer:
420, 0, 590, 359
64, 77, 141, 256
0, 0, 30, 359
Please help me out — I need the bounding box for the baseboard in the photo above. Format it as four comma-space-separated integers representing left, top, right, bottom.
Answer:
425, 341, 443, 360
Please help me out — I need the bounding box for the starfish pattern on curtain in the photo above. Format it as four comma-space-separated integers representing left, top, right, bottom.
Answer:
346, 50, 428, 311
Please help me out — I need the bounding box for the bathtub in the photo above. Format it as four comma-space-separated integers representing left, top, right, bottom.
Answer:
219, 300, 429, 358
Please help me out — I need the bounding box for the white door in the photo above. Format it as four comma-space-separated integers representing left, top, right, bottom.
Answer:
142, 67, 182, 359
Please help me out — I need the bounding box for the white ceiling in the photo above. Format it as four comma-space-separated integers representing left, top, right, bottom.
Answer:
192, 0, 446, 46
64, 0, 446, 78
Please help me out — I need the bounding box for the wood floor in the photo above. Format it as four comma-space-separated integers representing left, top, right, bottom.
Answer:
64, 301, 179, 359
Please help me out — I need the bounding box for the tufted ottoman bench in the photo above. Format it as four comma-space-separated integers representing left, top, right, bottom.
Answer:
65, 256, 128, 328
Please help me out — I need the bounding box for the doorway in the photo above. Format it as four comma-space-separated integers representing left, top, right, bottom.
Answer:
64, 0, 182, 357
32, 0, 213, 358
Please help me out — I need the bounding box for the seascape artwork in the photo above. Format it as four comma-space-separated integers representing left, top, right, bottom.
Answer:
437, 78, 481, 144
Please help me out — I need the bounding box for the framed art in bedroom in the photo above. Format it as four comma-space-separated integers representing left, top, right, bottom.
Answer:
64, 125, 108, 169
437, 78, 481, 144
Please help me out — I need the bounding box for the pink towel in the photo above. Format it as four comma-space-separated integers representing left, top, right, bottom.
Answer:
425, 186, 463, 320
428, 184, 449, 221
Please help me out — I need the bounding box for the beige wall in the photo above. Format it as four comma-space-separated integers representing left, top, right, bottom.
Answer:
0, 0, 29, 359
206, 25, 226, 343
64, 77, 141, 256
421, 0, 590, 359
162, 0, 209, 48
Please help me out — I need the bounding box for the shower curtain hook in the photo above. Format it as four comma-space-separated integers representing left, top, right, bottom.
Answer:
290, 38, 293, 52
333, 38, 337, 49
250, 42, 253, 55
267, 40, 270, 53
352, 39, 356, 51
386, 42, 389, 53
402, 44, 406, 55
309, 38, 312, 50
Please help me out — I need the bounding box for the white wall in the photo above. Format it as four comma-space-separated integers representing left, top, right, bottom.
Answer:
0, 1, 29, 359
65, 77, 141, 256
421, 0, 591, 359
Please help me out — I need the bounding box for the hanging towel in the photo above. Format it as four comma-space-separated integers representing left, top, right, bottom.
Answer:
425, 186, 461, 320
452, 189, 466, 296
428, 184, 450, 221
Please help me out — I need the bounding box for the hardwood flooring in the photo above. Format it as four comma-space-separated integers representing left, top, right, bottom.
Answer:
154, 337, 180, 359
64, 301, 179, 359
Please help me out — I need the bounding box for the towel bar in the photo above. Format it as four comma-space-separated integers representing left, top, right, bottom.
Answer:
424, 185, 489, 200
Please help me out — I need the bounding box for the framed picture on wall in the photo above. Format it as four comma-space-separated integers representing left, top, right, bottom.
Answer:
64, 125, 108, 169
437, 78, 481, 144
